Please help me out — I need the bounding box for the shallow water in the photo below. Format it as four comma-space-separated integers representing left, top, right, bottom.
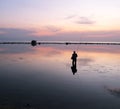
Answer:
0, 44, 120, 109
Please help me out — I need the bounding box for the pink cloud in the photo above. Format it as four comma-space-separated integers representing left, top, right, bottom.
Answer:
0, 27, 120, 42
29, 29, 120, 42
76, 17, 95, 25
29, 25, 63, 36
65, 15, 77, 19
65, 15, 95, 25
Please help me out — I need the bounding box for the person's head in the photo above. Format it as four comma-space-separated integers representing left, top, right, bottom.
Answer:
73, 51, 76, 53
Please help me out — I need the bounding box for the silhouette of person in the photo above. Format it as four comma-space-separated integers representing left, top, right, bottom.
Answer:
71, 51, 78, 75
71, 51, 78, 65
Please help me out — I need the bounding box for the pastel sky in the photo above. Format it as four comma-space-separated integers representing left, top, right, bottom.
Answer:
0, 0, 120, 41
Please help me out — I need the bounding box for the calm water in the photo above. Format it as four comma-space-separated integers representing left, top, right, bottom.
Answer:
0, 44, 120, 109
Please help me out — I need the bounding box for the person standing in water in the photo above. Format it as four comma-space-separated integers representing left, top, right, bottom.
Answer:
71, 51, 78, 65
71, 51, 78, 75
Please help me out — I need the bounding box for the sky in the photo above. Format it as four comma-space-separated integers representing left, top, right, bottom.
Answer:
0, 0, 120, 41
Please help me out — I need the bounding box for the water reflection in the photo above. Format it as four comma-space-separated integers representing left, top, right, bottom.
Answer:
0, 44, 120, 109
71, 51, 78, 75
71, 63, 77, 75
105, 86, 120, 98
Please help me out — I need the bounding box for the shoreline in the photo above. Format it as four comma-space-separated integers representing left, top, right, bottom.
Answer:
0, 41, 120, 45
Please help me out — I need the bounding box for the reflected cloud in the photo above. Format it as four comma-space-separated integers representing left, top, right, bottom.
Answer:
0, 48, 4, 52
0, 31, 6, 35
49, 44, 120, 54
33, 46, 62, 57
19, 57, 24, 60
45, 50, 61, 57
0, 44, 34, 54
78, 58, 94, 66
105, 86, 120, 98
0, 42, 120, 57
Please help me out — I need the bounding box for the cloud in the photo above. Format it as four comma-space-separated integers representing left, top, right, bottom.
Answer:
30, 25, 63, 36
65, 15, 95, 25
0, 27, 120, 42
0, 28, 35, 41
65, 15, 77, 19
76, 17, 95, 25
45, 25, 62, 32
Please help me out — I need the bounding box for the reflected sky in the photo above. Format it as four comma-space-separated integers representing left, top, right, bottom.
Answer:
0, 44, 120, 109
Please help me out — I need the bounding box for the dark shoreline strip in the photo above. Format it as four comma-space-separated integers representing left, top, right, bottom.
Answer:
0, 42, 120, 45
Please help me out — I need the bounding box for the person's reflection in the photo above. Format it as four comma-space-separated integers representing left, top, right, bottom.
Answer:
71, 51, 78, 75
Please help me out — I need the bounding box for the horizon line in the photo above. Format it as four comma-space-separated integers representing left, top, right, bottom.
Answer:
0, 41, 120, 45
